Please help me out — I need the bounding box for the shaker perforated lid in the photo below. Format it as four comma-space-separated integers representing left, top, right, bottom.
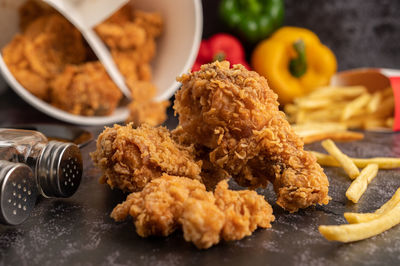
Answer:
0, 160, 38, 225
37, 141, 83, 198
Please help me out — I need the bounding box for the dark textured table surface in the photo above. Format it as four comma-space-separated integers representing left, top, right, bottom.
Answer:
1, 90, 400, 266
1, 0, 400, 265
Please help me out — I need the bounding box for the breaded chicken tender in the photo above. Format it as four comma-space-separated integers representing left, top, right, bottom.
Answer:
174, 61, 330, 212
50, 62, 122, 116
90, 124, 202, 192
111, 174, 274, 249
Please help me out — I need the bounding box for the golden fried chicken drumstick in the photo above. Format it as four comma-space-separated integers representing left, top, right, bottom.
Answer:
174, 61, 330, 212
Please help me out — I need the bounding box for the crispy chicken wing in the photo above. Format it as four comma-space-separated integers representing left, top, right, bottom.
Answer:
111, 174, 274, 249
174, 61, 330, 212
90, 124, 202, 192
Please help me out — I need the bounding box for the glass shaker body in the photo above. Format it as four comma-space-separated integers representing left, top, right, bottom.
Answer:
0, 128, 83, 198
0, 129, 47, 167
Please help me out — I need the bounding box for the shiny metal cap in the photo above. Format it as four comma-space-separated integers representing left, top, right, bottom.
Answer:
37, 141, 83, 198
0, 160, 38, 225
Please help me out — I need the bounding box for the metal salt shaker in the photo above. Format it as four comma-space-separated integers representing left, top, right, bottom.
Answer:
0, 160, 38, 225
0, 128, 83, 198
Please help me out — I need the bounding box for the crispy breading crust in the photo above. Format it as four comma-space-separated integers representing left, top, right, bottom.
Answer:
126, 79, 170, 126
174, 61, 330, 212
50, 62, 122, 116
90, 124, 202, 192
111, 174, 274, 249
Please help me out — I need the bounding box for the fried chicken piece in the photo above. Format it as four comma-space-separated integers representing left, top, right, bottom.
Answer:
172, 126, 230, 190
11, 68, 49, 100
2, 34, 49, 100
174, 61, 330, 212
125, 76, 169, 127
214, 180, 274, 241
50, 62, 122, 116
111, 174, 215, 238
3, 14, 86, 101
110, 38, 156, 66
111, 175, 274, 249
180, 194, 225, 249
127, 79, 157, 101
110, 50, 139, 80
90, 124, 202, 192
23, 15, 86, 76
181, 179, 274, 248
127, 100, 170, 126
133, 10, 163, 38
95, 22, 146, 50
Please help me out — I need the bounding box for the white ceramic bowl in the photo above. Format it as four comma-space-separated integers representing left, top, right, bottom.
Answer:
0, 0, 203, 125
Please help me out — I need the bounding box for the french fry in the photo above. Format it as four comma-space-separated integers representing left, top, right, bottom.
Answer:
321, 139, 360, 179
344, 187, 400, 223
318, 198, 400, 242
292, 122, 348, 133
302, 131, 364, 144
367, 91, 382, 113
300, 108, 343, 124
286, 85, 394, 131
363, 118, 388, 130
341, 93, 371, 121
311, 151, 400, 169
307, 86, 367, 100
345, 164, 379, 203
294, 98, 333, 109
293, 123, 364, 144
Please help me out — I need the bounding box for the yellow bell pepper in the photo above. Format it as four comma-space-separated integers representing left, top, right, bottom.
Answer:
251, 27, 337, 104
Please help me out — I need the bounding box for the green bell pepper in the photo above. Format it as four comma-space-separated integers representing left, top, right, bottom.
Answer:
219, 0, 285, 43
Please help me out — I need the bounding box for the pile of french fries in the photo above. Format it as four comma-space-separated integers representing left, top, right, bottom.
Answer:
286, 85, 394, 130
316, 139, 400, 242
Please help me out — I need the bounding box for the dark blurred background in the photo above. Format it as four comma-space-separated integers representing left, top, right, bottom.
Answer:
202, 0, 400, 71
1, 0, 399, 125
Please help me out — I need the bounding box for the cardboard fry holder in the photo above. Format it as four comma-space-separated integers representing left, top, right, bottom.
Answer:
331, 68, 400, 131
